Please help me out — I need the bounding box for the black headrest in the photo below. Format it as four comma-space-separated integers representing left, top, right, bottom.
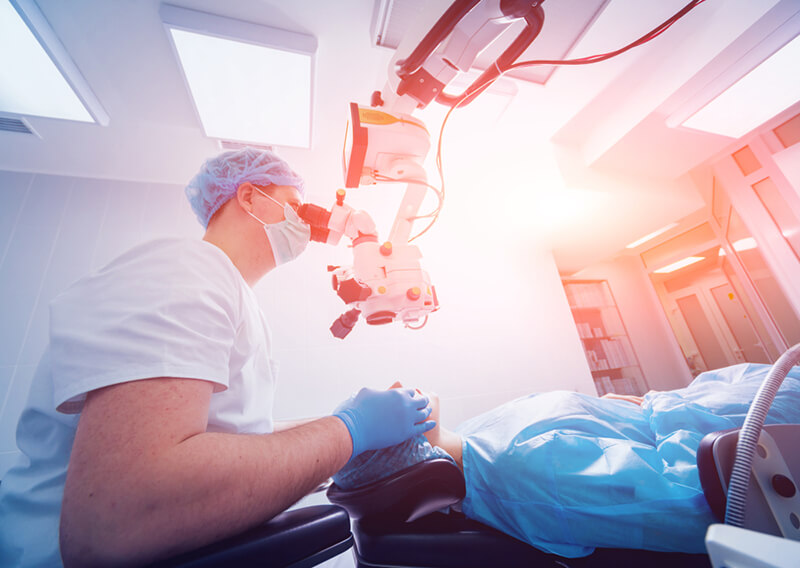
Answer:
697, 428, 735, 522
327, 458, 466, 524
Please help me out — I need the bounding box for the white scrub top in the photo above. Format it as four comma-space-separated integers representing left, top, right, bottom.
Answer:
0, 238, 277, 567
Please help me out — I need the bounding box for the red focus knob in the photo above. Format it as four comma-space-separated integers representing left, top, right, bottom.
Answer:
407, 286, 421, 301
336, 189, 346, 206
380, 241, 393, 256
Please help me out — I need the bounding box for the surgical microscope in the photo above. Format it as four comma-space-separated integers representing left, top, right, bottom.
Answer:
298, 0, 546, 339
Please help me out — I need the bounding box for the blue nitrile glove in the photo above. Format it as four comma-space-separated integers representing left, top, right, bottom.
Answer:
333, 387, 436, 459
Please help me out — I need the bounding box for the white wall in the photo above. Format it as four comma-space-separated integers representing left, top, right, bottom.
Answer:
0, 168, 594, 477
0, 169, 204, 476
574, 255, 693, 391
773, 142, 800, 194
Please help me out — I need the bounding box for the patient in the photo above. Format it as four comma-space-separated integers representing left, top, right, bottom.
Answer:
332, 363, 800, 558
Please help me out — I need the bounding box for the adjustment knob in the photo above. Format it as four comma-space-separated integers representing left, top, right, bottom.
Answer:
407, 287, 421, 301
336, 189, 346, 206
380, 241, 393, 256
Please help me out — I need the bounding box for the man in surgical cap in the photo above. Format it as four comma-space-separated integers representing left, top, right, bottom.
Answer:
0, 148, 434, 567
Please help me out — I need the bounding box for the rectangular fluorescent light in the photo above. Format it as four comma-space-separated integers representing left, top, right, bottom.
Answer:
732, 237, 758, 251
654, 256, 704, 274
625, 222, 679, 249
680, 34, 800, 138
719, 237, 759, 255
0, 0, 107, 124
161, 5, 316, 149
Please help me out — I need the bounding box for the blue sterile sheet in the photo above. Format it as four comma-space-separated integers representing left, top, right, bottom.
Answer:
457, 363, 800, 557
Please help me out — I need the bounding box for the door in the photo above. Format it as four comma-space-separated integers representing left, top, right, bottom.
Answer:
663, 266, 770, 374
709, 282, 770, 363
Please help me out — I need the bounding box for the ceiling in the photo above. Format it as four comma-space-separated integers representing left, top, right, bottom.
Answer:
2, 0, 799, 274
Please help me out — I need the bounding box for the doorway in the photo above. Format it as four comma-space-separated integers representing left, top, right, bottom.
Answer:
656, 248, 771, 375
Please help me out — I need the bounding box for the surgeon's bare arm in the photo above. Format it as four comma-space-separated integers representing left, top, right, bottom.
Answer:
273, 417, 319, 432
60, 377, 352, 568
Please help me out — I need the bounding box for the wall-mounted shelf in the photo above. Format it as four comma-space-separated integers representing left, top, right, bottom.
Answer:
563, 279, 648, 396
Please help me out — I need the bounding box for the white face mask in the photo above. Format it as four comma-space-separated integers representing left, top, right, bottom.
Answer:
247, 187, 310, 266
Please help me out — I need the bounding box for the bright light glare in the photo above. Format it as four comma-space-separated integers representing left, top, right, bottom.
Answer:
0, 0, 93, 121
529, 187, 612, 236
654, 256, 704, 273
170, 28, 311, 147
682, 34, 800, 138
625, 222, 679, 249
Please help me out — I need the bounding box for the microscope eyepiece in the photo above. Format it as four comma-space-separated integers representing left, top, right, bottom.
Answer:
298, 203, 332, 243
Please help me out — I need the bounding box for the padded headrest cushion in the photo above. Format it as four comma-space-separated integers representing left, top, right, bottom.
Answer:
327, 458, 466, 523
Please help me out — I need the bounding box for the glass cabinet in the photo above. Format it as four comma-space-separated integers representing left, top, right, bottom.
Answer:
562, 279, 647, 396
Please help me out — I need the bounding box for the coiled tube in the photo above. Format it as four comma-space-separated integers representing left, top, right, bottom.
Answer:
725, 343, 800, 526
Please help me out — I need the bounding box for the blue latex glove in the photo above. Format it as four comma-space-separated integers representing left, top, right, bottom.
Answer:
333, 387, 436, 459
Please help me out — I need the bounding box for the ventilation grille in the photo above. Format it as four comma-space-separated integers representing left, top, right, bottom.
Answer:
219, 140, 275, 152
0, 116, 34, 134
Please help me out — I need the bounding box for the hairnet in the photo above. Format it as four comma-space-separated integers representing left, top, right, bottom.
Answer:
185, 147, 305, 228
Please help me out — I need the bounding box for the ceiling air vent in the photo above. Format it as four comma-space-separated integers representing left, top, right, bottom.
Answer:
0, 116, 36, 135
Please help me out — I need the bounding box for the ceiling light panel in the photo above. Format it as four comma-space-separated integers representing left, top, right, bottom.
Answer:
667, 3, 800, 140
161, 4, 316, 149
0, 0, 106, 124
681, 33, 800, 138
654, 256, 704, 274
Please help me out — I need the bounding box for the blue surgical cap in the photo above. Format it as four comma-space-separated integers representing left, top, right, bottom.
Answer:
185, 147, 305, 228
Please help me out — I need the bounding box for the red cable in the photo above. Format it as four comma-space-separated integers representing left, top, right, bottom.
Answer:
507, 0, 707, 70
414, 0, 709, 241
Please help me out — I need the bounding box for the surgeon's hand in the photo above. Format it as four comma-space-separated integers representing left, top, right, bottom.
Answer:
389, 381, 441, 447
333, 387, 436, 459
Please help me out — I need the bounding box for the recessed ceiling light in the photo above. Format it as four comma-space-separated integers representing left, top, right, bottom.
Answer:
0, 0, 107, 124
679, 33, 800, 138
732, 237, 758, 251
654, 256, 704, 274
719, 237, 759, 255
162, 4, 316, 149
625, 222, 679, 249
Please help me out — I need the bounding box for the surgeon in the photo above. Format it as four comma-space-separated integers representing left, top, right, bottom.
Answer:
334, 364, 800, 557
0, 147, 435, 567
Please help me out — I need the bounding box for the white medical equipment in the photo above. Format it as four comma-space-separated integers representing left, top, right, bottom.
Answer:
298, 110, 440, 338
702, 343, 800, 568
298, 0, 546, 338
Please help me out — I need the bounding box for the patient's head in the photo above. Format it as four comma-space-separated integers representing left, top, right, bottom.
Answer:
389, 381, 442, 447
332, 434, 454, 490
334, 382, 452, 490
